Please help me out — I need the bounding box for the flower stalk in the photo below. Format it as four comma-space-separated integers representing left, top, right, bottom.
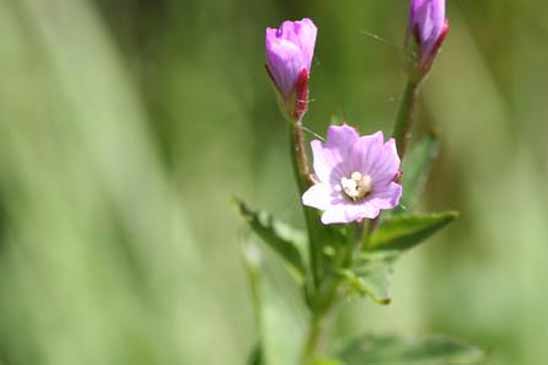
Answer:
392, 79, 420, 160
300, 312, 325, 365
289, 121, 321, 291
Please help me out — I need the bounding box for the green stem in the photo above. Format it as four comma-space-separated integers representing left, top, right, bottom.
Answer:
300, 312, 326, 365
300, 223, 366, 364
366, 79, 421, 238
289, 121, 320, 291
392, 79, 420, 160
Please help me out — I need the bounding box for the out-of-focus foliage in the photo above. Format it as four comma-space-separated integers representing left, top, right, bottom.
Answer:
338, 334, 484, 365
0, 0, 546, 364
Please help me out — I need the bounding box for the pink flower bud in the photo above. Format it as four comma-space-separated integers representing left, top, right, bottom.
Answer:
408, 0, 449, 79
265, 18, 317, 121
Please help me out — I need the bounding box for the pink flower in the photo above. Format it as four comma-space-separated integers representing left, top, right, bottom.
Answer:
408, 0, 449, 76
265, 18, 317, 121
302, 125, 402, 225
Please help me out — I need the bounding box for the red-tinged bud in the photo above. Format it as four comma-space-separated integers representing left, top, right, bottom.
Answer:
265, 65, 311, 123
265, 18, 317, 123
407, 0, 449, 82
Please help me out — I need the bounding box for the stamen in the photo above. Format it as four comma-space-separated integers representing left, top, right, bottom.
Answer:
341, 171, 372, 201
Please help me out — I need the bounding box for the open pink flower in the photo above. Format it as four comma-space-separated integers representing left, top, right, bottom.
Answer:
265, 18, 317, 121
302, 125, 402, 225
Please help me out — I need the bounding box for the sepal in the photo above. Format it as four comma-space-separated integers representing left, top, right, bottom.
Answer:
407, 20, 450, 83
294, 68, 310, 121
265, 65, 310, 122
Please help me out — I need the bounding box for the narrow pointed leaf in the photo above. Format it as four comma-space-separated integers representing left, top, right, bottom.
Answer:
338, 334, 485, 365
236, 198, 307, 281
368, 212, 459, 252
400, 133, 440, 212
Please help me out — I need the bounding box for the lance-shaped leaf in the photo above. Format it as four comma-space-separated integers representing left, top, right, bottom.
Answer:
236, 198, 307, 282
338, 334, 485, 365
399, 132, 440, 212
367, 212, 459, 252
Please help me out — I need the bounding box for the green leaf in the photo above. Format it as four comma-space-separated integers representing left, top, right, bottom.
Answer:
235, 198, 307, 282
339, 252, 397, 305
368, 212, 459, 252
400, 133, 440, 212
338, 334, 485, 365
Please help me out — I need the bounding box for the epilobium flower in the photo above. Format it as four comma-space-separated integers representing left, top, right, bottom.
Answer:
302, 125, 402, 225
265, 18, 317, 122
408, 0, 449, 79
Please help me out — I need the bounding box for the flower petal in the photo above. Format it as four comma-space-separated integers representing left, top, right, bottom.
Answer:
290, 18, 317, 70
321, 206, 351, 224
349, 131, 384, 173
311, 124, 359, 184
265, 35, 305, 97
368, 138, 401, 185
320, 202, 380, 225
344, 203, 381, 221
368, 182, 403, 210
302, 183, 333, 210
326, 124, 360, 151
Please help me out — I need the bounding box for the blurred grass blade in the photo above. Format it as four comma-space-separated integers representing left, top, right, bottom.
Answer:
241, 241, 302, 365
338, 334, 485, 365
400, 133, 440, 211
236, 198, 307, 283
368, 212, 459, 252
246, 343, 263, 365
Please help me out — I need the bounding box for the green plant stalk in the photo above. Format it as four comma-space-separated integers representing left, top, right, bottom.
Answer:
289, 121, 321, 291
300, 312, 326, 365
299, 224, 364, 364
392, 79, 420, 160
299, 272, 341, 364
366, 79, 421, 241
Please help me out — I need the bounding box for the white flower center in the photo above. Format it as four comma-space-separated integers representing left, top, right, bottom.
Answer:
340, 171, 372, 201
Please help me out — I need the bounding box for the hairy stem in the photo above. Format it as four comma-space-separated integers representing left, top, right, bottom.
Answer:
392, 79, 420, 159
367, 79, 421, 238
300, 223, 366, 364
289, 121, 320, 291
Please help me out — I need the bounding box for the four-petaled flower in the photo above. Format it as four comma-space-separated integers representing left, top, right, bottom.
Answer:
265, 18, 317, 121
408, 0, 449, 76
302, 125, 402, 224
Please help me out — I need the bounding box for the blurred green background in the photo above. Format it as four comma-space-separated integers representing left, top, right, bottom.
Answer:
0, 0, 547, 364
